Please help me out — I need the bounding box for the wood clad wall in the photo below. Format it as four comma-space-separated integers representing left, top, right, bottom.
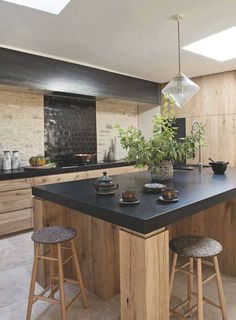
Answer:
173, 71, 236, 166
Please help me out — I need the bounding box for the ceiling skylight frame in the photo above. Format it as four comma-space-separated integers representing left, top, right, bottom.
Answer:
2, 0, 71, 15
183, 26, 236, 62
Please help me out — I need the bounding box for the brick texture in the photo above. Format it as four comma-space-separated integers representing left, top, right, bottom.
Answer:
0, 90, 44, 167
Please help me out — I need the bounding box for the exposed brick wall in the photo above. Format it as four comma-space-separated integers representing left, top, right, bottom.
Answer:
0, 90, 44, 167
96, 99, 138, 162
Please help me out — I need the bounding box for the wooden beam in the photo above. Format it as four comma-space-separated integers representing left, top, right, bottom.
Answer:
0, 47, 161, 104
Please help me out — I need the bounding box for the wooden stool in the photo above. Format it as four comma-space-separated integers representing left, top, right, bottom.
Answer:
169, 235, 228, 320
26, 226, 88, 320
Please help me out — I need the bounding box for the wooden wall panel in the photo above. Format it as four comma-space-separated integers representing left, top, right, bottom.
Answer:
173, 71, 236, 166
33, 198, 120, 301
168, 197, 236, 276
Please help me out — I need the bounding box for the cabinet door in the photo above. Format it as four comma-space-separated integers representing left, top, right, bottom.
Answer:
31, 171, 88, 186
0, 208, 33, 236
0, 188, 32, 214
0, 178, 31, 192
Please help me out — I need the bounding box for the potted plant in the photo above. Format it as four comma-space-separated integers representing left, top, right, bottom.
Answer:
116, 95, 205, 181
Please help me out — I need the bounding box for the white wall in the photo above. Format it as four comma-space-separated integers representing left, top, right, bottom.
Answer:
138, 104, 160, 140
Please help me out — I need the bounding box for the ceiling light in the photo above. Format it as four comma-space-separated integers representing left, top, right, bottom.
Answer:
162, 15, 200, 108
183, 26, 236, 62
2, 0, 71, 15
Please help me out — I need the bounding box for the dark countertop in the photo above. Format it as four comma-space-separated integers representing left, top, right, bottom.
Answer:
0, 160, 134, 181
32, 167, 236, 234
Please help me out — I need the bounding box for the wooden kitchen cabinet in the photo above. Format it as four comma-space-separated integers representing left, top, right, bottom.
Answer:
0, 166, 140, 237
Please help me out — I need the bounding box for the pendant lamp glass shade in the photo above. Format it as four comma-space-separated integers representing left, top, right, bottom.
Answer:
162, 72, 200, 108
162, 15, 200, 108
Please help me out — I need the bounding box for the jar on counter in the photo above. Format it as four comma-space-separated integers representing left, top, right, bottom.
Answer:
3, 151, 11, 170
11, 150, 20, 169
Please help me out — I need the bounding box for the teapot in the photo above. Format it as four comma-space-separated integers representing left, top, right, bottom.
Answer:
92, 171, 119, 195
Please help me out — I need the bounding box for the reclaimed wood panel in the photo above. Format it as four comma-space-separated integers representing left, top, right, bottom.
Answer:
33, 198, 120, 301
171, 71, 236, 167
0, 188, 32, 214
168, 196, 236, 276
31, 171, 88, 186
86, 165, 145, 178
0, 208, 33, 236
120, 228, 169, 320
0, 178, 31, 192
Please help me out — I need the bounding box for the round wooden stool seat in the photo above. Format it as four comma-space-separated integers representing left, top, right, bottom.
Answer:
31, 226, 77, 244
169, 235, 222, 258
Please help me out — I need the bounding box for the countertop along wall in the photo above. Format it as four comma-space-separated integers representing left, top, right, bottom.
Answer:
173, 70, 236, 166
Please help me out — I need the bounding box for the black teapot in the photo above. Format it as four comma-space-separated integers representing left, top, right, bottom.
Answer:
92, 171, 119, 195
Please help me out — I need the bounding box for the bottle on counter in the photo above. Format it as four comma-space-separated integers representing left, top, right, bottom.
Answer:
11, 150, 20, 169
3, 151, 11, 170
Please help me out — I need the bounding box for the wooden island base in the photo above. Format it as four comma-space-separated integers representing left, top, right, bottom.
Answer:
33, 195, 236, 320
33, 197, 169, 319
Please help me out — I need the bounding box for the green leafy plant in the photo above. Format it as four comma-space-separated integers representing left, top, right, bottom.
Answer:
116, 95, 205, 168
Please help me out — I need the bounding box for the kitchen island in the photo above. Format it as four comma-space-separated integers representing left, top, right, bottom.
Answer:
32, 168, 236, 320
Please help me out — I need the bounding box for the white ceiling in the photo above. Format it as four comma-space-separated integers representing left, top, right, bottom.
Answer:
0, 0, 236, 83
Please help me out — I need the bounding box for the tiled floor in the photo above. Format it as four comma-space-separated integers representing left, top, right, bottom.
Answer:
0, 231, 235, 320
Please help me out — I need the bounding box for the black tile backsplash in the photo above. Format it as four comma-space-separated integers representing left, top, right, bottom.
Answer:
44, 95, 97, 166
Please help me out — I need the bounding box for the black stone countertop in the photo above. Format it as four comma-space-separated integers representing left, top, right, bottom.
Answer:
0, 160, 134, 181
32, 167, 236, 234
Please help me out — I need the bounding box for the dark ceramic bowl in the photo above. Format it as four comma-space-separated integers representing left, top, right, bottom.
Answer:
209, 161, 229, 174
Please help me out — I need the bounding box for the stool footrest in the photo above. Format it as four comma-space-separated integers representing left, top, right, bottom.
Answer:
202, 272, 217, 285
191, 292, 221, 309
172, 298, 189, 311
202, 259, 214, 268
66, 291, 82, 310
38, 255, 58, 262
54, 276, 80, 285
34, 294, 60, 304
62, 255, 73, 265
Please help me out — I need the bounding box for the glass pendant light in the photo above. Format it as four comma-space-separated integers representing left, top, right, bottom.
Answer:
162, 15, 200, 108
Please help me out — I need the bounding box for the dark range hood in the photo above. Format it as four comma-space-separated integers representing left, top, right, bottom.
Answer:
0, 47, 161, 104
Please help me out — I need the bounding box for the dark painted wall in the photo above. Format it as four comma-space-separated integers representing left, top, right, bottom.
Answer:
0, 48, 161, 104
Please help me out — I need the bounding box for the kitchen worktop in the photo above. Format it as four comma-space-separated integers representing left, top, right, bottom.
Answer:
32, 167, 236, 234
0, 160, 135, 181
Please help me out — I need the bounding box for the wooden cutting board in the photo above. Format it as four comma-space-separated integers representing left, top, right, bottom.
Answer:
24, 165, 56, 170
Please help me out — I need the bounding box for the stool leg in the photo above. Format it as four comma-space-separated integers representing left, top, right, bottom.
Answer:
187, 258, 194, 310
169, 252, 178, 298
213, 256, 228, 320
26, 243, 40, 320
49, 245, 55, 298
197, 258, 203, 320
57, 244, 67, 320
70, 239, 88, 308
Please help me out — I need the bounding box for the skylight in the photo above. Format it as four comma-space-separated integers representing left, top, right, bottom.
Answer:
2, 0, 71, 15
183, 26, 236, 62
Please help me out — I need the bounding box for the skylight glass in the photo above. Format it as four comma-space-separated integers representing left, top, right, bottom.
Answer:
2, 0, 71, 15
183, 26, 236, 62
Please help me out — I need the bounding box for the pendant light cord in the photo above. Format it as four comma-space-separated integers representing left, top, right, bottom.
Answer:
177, 19, 181, 74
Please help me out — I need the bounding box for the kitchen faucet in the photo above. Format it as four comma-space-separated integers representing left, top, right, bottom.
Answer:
191, 120, 203, 168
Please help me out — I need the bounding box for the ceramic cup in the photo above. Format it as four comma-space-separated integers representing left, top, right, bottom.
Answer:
122, 191, 137, 202
162, 188, 178, 200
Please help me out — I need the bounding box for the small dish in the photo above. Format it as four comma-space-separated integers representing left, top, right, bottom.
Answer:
119, 198, 140, 205
143, 183, 166, 193
158, 195, 179, 203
